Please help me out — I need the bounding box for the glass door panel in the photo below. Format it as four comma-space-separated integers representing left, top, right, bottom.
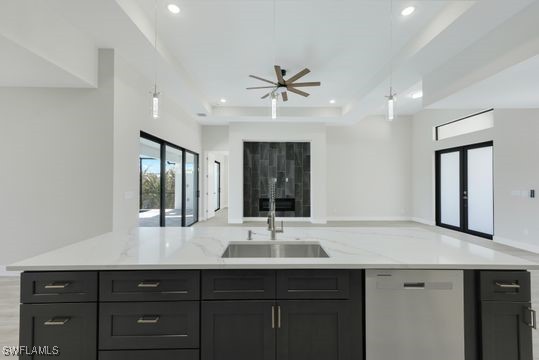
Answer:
466, 146, 493, 235
139, 138, 161, 227
165, 146, 183, 227
439, 151, 461, 228
185, 152, 198, 226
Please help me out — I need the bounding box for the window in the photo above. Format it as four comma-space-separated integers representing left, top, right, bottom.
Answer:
139, 132, 199, 227
435, 109, 493, 141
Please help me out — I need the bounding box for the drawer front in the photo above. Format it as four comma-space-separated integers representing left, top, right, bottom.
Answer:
276, 270, 350, 299
99, 301, 199, 350
99, 350, 199, 360
202, 270, 275, 300
480, 271, 530, 302
21, 271, 97, 303
100, 271, 200, 301
20, 303, 97, 360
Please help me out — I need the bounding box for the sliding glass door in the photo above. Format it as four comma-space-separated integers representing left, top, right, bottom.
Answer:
435, 141, 493, 238
139, 132, 199, 227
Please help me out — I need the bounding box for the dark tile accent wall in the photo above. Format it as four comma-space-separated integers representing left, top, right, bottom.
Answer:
244, 142, 311, 218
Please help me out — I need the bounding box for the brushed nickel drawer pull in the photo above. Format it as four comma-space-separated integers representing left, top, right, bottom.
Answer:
44, 317, 70, 326
495, 282, 520, 289
137, 315, 160, 324
137, 281, 161, 288
44, 282, 71, 289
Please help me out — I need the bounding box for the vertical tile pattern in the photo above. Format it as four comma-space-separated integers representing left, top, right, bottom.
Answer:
243, 142, 311, 217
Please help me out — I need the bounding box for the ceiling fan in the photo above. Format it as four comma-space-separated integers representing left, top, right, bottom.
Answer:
246, 65, 321, 101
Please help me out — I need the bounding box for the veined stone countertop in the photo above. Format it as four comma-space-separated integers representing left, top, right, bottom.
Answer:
8, 226, 539, 271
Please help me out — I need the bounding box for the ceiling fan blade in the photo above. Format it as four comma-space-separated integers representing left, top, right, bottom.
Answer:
289, 81, 320, 87
287, 87, 310, 97
261, 92, 271, 99
274, 65, 285, 84
246, 86, 276, 90
286, 68, 311, 84
249, 75, 278, 85
282, 91, 288, 102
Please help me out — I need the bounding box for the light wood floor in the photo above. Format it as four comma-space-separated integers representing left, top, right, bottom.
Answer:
2, 216, 539, 357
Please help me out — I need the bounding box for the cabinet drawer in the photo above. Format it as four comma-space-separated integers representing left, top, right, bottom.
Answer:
99, 301, 199, 350
480, 271, 530, 302
202, 270, 275, 300
99, 350, 199, 360
21, 271, 97, 303
276, 270, 350, 299
20, 303, 97, 360
100, 271, 200, 301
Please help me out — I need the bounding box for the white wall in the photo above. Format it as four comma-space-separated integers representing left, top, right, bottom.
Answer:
493, 109, 539, 251
326, 115, 413, 220
411, 108, 539, 252
228, 123, 327, 223
0, 49, 114, 272
113, 54, 202, 233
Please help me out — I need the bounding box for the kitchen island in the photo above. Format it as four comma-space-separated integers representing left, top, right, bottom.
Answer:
8, 227, 539, 360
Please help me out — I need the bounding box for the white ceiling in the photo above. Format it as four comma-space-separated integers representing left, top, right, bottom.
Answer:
0, 0, 538, 123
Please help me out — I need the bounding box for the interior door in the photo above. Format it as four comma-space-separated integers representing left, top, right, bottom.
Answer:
435, 141, 493, 238
214, 161, 221, 211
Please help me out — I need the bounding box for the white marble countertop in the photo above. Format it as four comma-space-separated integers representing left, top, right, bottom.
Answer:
7, 226, 539, 271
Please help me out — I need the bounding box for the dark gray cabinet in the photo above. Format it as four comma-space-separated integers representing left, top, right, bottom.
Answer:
481, 302, 533, 360
201, 301, 276, 360
20, 303, 97, 360
277, 300, 352, 360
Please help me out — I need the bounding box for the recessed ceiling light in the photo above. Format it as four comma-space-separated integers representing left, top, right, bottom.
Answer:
220, 98, 227, 103
410, 91, 423, 99
401, 6, 415, 17
329, 99, 336, 104
167, 4, 181, 14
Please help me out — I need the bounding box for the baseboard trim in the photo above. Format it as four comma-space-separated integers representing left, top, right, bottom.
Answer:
494, 236, 539, 254
411, 217, 436, 226
243, 217, 311, 222
228, 218, 244, 224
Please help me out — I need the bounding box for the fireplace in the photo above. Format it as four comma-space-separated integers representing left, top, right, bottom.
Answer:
259, 198, 296, 212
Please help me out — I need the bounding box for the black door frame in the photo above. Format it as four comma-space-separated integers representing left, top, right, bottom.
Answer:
214, 161, 221, 212
140, 131, 199, 227
435, 140, 494, 239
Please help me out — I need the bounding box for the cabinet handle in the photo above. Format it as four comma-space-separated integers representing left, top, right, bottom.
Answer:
44, 317, 70, 326
44, 282, 71, 289
495, 282, 520, 289
529, 308, 537, 329
137, 315, 160, 324
271, 306, 275, 329
137, 281, 161, 288
277, 305, 281, 329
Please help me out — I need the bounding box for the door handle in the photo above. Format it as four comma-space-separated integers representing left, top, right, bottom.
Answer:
277, 305, 281, 329
528, 308, 537, 329
271, 305, 275, 329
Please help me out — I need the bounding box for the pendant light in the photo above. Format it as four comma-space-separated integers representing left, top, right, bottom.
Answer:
271, 93, 277, 119
151, 0, 160, 119
385, 0, 396, 121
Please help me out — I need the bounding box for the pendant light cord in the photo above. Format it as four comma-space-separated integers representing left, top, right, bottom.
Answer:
389, 0, 393, 91
273, 0, 276, 67
153, 0, 158, 92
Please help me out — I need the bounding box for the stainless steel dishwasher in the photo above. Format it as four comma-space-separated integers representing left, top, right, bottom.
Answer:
366, 270, 464, 360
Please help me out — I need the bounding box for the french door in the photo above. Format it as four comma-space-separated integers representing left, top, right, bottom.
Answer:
435, 141, 493, 239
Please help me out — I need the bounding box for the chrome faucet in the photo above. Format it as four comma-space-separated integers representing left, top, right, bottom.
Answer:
267, 178, 284, 240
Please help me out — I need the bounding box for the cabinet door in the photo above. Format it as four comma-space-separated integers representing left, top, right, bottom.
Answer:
201, 301, 275, 360
20, 303, 97, 360
481, 301, 533, 360
277, 300, 352, 360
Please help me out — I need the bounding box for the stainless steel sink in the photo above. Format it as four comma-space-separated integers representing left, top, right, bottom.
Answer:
222, 241, 329, 258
